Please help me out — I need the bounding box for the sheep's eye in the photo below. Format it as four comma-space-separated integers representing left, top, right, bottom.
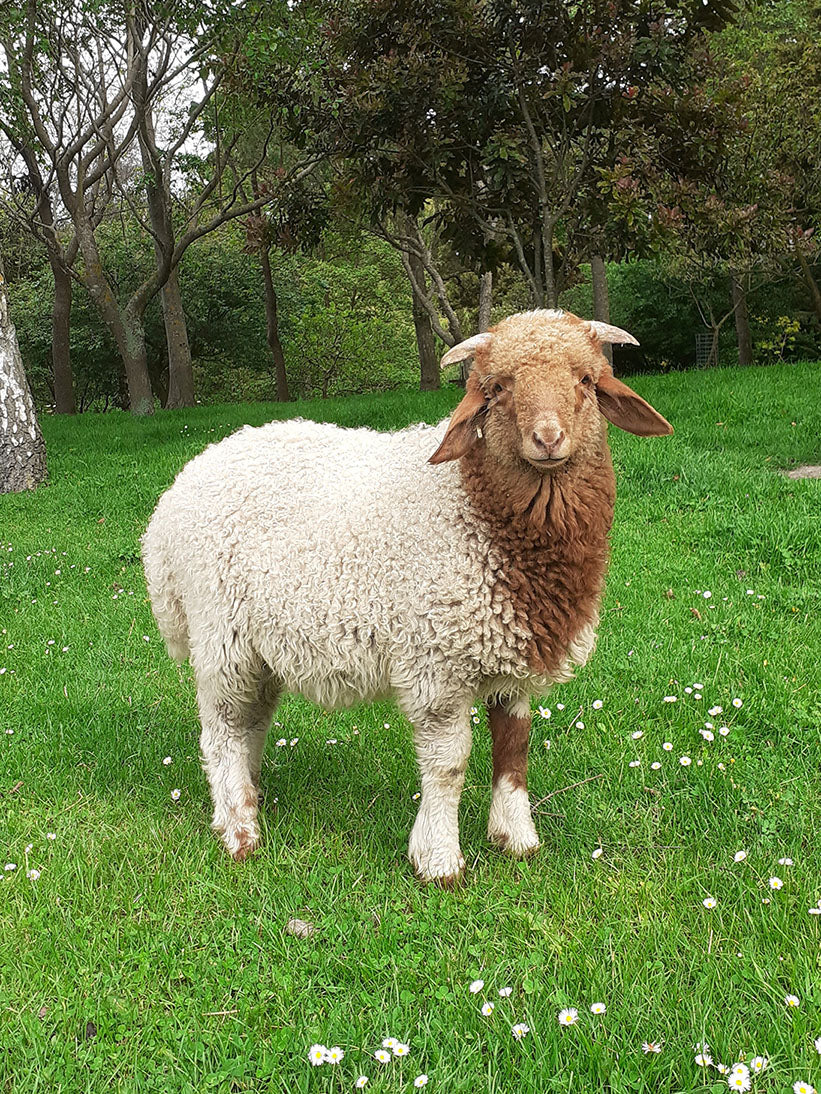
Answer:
489, 381, 505, 397
580, 374, 593, 387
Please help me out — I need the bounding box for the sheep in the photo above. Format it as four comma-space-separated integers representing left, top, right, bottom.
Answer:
142, 308, 672, 885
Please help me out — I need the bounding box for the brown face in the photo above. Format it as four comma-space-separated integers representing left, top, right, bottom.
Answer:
429, 311, 673, 469
477, 327, 607, 473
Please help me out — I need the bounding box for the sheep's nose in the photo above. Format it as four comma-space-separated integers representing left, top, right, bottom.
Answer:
531, 426, 566, 457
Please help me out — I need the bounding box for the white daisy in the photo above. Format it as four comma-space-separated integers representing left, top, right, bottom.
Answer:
481, 1002, 494, 1016
414, 1077, 429, 1089
695, 1053, 713, 1066
733, 850, 747, 862
769, 876, 783, 890
381, 1038, 397, 1049
512, 1023, 530, 1040
393, 1043, 410, 1057
590, 1002, 606, 1014
651, 761, 661, 769
592, 699, 603, 709
308, 1044, 328, 1066
731, 1064, 750, 1079
750, 1057, 768, 1073
538, 706, 551, 719
631, 730, 643, 739
642, 1041, 663, 1054
700, 730, 715, 742
679, 756, 692, 766
732, 698, 743, 709
728, 1073, 751, 1091
374, 1050, 391, 1063
558, 1008, 579, 1026
326, 1047, 344, 1064
719, 726, 730, 736
162, 756, 173, 766
793, 1083, 815, 1094
717, 1064, 730, 1075
469, 979, 484, 993
703, 897, 717, 909
709, 706, 723, 716
629, 760, 641, 768
786, 994, 800, 1007
778, 857, 794, 866
499, 987, 513, 997
663, 696, 677, 703
355, 1078, 369, 1089
26, 868, 41, 880
170, 788, 181, 801
663, 742, 673, 751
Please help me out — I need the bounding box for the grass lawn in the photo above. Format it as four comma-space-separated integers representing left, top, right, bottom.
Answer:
1, 362, 820, 1093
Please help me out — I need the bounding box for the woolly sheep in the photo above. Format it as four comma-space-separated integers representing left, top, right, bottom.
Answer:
142, 308, 672, 885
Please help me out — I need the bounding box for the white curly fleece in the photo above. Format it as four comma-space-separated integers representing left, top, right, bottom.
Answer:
142, 417, 596, 878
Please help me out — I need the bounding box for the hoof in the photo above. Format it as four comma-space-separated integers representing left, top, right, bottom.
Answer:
488, 826, 540, 859
218, 822, 260, 862
409, 846, 466, 888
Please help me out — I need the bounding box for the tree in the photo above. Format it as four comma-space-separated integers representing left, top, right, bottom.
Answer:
305, 0, 738, 311
0, 253, 46, 491
0, 0, 303, 413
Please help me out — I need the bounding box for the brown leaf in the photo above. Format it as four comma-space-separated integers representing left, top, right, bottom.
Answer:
38, 1004, 48, 1020
84, 1020, 97, 1040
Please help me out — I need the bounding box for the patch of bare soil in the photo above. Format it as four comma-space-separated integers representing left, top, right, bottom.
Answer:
786, 465, 821, 479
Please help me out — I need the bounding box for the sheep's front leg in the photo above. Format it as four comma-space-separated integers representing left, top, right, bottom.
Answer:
406, 702, 472, 887
486, 696, 540, 857
196, 673, 278, 862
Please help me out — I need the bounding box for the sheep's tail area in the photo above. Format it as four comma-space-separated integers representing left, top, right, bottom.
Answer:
141, 523, 190, 662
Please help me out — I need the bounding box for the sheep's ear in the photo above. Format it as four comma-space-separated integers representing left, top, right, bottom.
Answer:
429, 374, 488, 464
440, 333, 492, 368
595, 372, 673, 437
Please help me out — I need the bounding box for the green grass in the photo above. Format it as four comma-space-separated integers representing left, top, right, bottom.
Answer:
1, 364, 820, 1093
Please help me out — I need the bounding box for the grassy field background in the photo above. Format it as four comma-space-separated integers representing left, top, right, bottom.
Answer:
1, 361, 820, 1093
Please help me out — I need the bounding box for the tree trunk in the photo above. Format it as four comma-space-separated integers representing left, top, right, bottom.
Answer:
796, 246, 821, 324
0, 258, 47, 491
162, 268, 195, 408
406, 247, 439, 391
259, 247, 290, 401
478, 271, 493, 332
591, 255, 613, 366
50, 257, 75, 413
731, 276, 753, 367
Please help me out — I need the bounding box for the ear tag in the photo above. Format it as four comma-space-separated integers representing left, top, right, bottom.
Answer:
476, 426, 483, 439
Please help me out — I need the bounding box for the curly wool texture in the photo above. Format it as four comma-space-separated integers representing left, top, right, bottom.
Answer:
142, 415, 604, 714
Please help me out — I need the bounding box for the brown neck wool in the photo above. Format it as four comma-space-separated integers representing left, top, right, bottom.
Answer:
461, 444, 616, 675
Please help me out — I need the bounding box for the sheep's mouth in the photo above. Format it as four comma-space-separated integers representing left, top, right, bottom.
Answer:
527, 455, 569, 470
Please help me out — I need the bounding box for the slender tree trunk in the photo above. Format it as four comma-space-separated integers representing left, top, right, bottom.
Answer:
259, 247, 290, 401
796, 246, 821, 324
478, 271, 493, 332
162, 268, 195, 408
0, 257, 47, 491
731, 276, 753, 367
591, 255, 613, 366
50, 257, 75, 413
72, 219, 154, 415
406, 246, 439, 391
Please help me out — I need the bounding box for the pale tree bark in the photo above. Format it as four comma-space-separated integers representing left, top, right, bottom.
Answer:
478, 271, 493, 332
0, 258, 47, 492
591, 255, 613, 366
259, 247, 290, 401
731, 275, 753, 367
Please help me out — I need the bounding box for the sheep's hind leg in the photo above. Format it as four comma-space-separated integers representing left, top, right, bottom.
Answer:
196, 669, 279, 862
402, 697, 473, 887
486, 696, 540, 858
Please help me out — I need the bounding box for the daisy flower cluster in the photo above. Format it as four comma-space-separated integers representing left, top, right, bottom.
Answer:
470, 978, 531, 1040
308, 1037, 428, 1088
692, 1044, 771, 1091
